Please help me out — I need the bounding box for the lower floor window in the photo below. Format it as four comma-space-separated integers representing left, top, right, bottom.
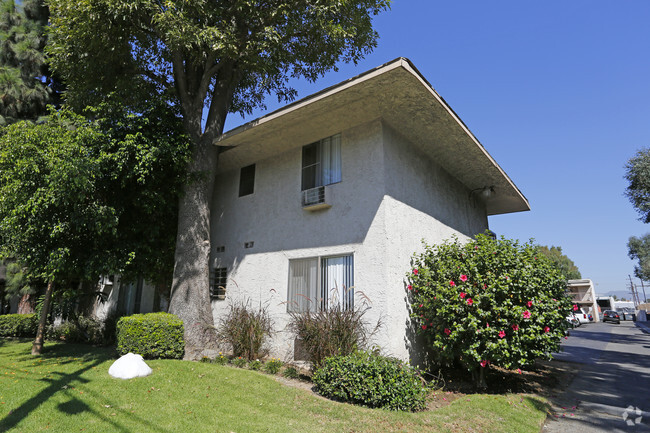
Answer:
287, 255, 354, 312
210, 267, 228, 300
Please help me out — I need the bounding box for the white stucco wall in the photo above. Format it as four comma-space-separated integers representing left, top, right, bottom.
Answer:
210, 119, 489, 363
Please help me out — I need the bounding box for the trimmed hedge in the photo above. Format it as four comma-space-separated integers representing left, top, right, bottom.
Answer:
0, 313, 38, 338
313, 350, 427, 411
116, 312, 184, 359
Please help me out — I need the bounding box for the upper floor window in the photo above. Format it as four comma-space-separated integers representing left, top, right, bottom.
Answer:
301, 134, 341, 191
239, 164, 255, 197
287, 254, 353, 313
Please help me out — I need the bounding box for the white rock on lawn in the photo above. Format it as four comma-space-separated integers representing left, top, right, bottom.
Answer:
108, 353, 153, 379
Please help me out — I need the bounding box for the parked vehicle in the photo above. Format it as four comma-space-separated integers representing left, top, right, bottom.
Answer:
617, 307, 636, 321
566, 313, 580, 328
574, 309, 590, 324
602, 310, 621, 324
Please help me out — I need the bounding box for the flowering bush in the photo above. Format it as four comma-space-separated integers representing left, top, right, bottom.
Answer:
408, 234, 572, 387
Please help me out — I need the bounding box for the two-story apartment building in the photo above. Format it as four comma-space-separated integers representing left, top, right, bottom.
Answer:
206, 58, 529, 362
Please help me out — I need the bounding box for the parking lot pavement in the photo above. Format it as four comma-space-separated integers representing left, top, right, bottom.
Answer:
543, 321, 650, 433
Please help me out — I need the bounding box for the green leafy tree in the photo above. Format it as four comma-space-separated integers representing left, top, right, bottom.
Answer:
46, 0, 391, 358
625, 148, 650, 223
0, 108, 188, 354
407, 234, 573, 388
627, 234, 650, 281
0, 0, 61, 123
536, 245, 581, 280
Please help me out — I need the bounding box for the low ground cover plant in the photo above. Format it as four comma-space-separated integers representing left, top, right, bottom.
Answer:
408, 233, 573, 387
313, 350, 427, 411
116, 312, 184, 359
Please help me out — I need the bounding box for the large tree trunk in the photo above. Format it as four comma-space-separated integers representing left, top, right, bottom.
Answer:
168, 136, 220, 360
32, 280, 54, 355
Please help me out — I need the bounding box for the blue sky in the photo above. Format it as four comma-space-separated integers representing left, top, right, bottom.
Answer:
224, 1, 650, 298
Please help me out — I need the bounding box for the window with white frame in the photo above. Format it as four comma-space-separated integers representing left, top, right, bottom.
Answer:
287, 255, 354, 312
301, 134, 341, 191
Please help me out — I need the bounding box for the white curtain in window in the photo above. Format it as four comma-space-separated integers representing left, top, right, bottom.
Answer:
288, 258, 318, 312
320, 134, 341, 185
321, 255, 353, 310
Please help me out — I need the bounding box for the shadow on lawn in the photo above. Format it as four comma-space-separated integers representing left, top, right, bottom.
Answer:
0, 343, 169, 433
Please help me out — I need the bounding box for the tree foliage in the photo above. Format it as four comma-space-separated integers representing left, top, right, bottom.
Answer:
0, 107, 188, 353
536, 245, 581, 280
628, 234, 650, 281
625, 148, 650, 224
0, 0, 61, 123
407, 234, 573, 388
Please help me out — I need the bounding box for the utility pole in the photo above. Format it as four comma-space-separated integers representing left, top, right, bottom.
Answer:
629, 275, 641, 307
639, 278, 648, 304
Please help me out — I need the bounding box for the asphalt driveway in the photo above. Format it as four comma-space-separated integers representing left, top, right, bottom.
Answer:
543, 321, 650, 432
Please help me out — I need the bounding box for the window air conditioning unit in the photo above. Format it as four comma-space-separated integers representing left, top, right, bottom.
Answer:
302, 186, 331, 211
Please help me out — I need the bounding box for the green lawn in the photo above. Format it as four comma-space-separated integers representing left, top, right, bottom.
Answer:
0, 340, 549, 432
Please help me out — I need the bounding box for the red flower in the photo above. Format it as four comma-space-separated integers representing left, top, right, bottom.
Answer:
413, 269, 419, 275
460, 274, 468, 282
421, 325, 427, 330
526, 301, 533, 308
407, 285, 412, 291
523, 310, 531, 319
419, 304, 423, 308
459, 292, 466, 299
511, 324, 519, 331
480, 360, 488, 368
466, 298, 473, 306
573, 304, 578, 311
498, 330, 506, 338
486, 322, 490, 328
444, 328, 451, 336
544, 326, 550, 333
449, 281, 456, 287
482, 284, 487, 289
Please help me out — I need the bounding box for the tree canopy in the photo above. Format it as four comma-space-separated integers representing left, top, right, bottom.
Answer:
536, 245, 581, 280
0, 0, 61, 123
628, 234, 650, 281
625, 148, 650, 224
46, 0, 391, 358
0, 106, 189, 353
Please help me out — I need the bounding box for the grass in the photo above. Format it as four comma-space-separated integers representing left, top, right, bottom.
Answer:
0, 340, 550, 432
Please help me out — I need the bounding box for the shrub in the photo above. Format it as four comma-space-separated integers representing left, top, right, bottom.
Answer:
116, 312, 184, 359
49, 316, 105, 345
408, 233, 573, 387
289, 303, 378, 368
217, 300, 272, 361
313, 351, 427, 411
263, 358, 284, 375
248, 359, 262, 370
0, 313, 38, 337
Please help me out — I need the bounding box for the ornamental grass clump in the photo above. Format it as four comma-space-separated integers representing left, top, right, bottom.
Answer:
313, 350, 427, 411
408, 233, 573, 388
289, 302, 378, 368
217, 299, 273, 361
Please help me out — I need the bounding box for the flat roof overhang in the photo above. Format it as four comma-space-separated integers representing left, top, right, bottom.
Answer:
216, 57, 529, 216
